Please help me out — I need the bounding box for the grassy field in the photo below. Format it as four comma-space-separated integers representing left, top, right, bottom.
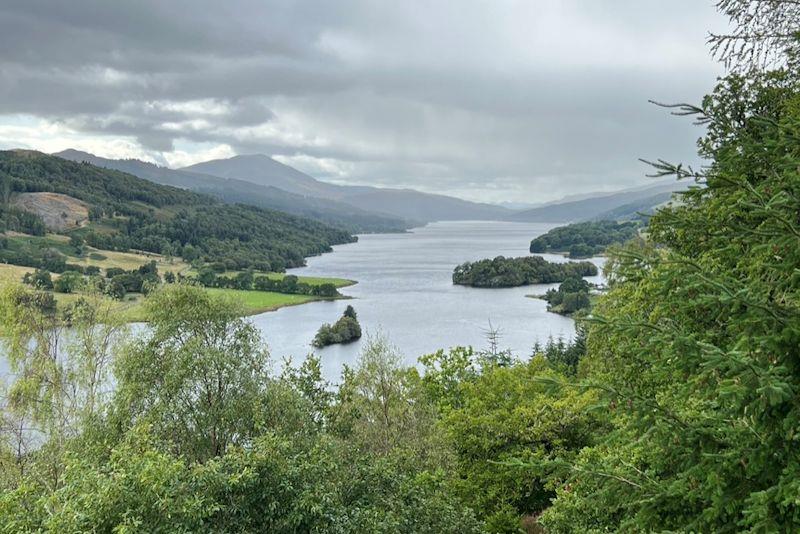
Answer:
70, 248, 189, 274
0, 230, 355, 326
204, 288, 320, 314
4, 233, 190, 275
0, 263, 35, 284
0, 261, 350, 324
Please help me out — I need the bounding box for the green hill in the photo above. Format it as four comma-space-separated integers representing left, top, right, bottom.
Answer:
530, 220, 640, 258
55, 150, 413, 233
0, 150, 354, 272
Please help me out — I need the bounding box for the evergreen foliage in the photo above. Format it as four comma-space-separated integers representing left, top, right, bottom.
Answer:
540, 9, 800, 531
542, 275, 592, 315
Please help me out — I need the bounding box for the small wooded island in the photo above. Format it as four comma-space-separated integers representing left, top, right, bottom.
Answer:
541, 275, 592, 315
452, 255, 597, 287
530, 220, 639, 258
313, 305, 362, 347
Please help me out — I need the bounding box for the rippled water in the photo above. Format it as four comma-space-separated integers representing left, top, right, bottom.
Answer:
251, 221, 605, 379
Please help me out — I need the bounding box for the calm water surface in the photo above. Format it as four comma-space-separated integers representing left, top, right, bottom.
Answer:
252, 221, 605, 379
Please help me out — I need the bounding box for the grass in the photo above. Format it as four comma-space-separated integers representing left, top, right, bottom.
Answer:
55, 292, 149, 322
69, 248, 189, 274
204, 288, 321, 314
0, 263, 35, 284
0, 264, 344, 324
0, 234, 354, 325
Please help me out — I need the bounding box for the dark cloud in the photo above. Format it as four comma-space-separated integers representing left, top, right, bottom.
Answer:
0, 0, 728, 201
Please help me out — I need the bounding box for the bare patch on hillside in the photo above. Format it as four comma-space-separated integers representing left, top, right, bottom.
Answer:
12, 192, 89, 231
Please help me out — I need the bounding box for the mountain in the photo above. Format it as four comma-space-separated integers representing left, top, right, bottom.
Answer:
184, 154, 512, 222
185, 154, 340, 198
525, 180, 679, 210
496, 201, 542, 211
1, 150, 354, 271
55, 150, 410, 233
591, 191, 676, 222
340, 188, 512, 221
507, 182, 686, 223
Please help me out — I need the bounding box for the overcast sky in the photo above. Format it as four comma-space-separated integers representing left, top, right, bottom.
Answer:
0, 1, 728, 203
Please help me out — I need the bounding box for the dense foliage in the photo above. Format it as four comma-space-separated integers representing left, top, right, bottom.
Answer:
0, 205, 46, 236
0, 151, 354, 271
539, 9, 800, 531
21, 259, 163, 300
419, 344, 600, 531
0, 283, 599, 532
0, 285, 487, 532
453, 255, 597, 287
542, 275, 591, 315
313, 305, 362, 347
530, 220, 640, 258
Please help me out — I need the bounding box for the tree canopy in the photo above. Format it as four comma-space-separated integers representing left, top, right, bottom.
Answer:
453, 255, 597, 288
530, 220, 640, 258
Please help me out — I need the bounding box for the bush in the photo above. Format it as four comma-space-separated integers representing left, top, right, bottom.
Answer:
53, 271, 83, 294
24, 268, 53, 290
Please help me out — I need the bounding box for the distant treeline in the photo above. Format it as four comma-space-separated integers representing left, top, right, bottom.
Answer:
452, 255, 597, 287
0, 151, 354, 271
194, 268, 340, 297
530, 220, 639, 258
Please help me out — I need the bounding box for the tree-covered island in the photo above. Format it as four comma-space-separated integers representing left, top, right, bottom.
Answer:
452, 255, 597, 288
313, 305, 363, 347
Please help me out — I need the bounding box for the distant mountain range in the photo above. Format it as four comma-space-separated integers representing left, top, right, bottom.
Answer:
507, 182, 686, 223
55, 149, 684, 229
185, 154, 512, 222
57, 151, 512, 228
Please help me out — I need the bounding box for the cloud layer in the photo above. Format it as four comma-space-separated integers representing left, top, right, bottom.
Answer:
0, 1, 727, 202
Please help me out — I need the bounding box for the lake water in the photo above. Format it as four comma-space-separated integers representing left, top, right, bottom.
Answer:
0, 221, 605, 382
251, 221, 605, 379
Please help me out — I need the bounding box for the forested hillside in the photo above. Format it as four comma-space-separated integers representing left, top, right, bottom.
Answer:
55, 150, 412, 233
591, 190, 673, 221
530, 220, 640, 257
0, 150, 354, 271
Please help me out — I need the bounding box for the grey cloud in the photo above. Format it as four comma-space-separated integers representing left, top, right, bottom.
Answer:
0, 0, 727, 201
